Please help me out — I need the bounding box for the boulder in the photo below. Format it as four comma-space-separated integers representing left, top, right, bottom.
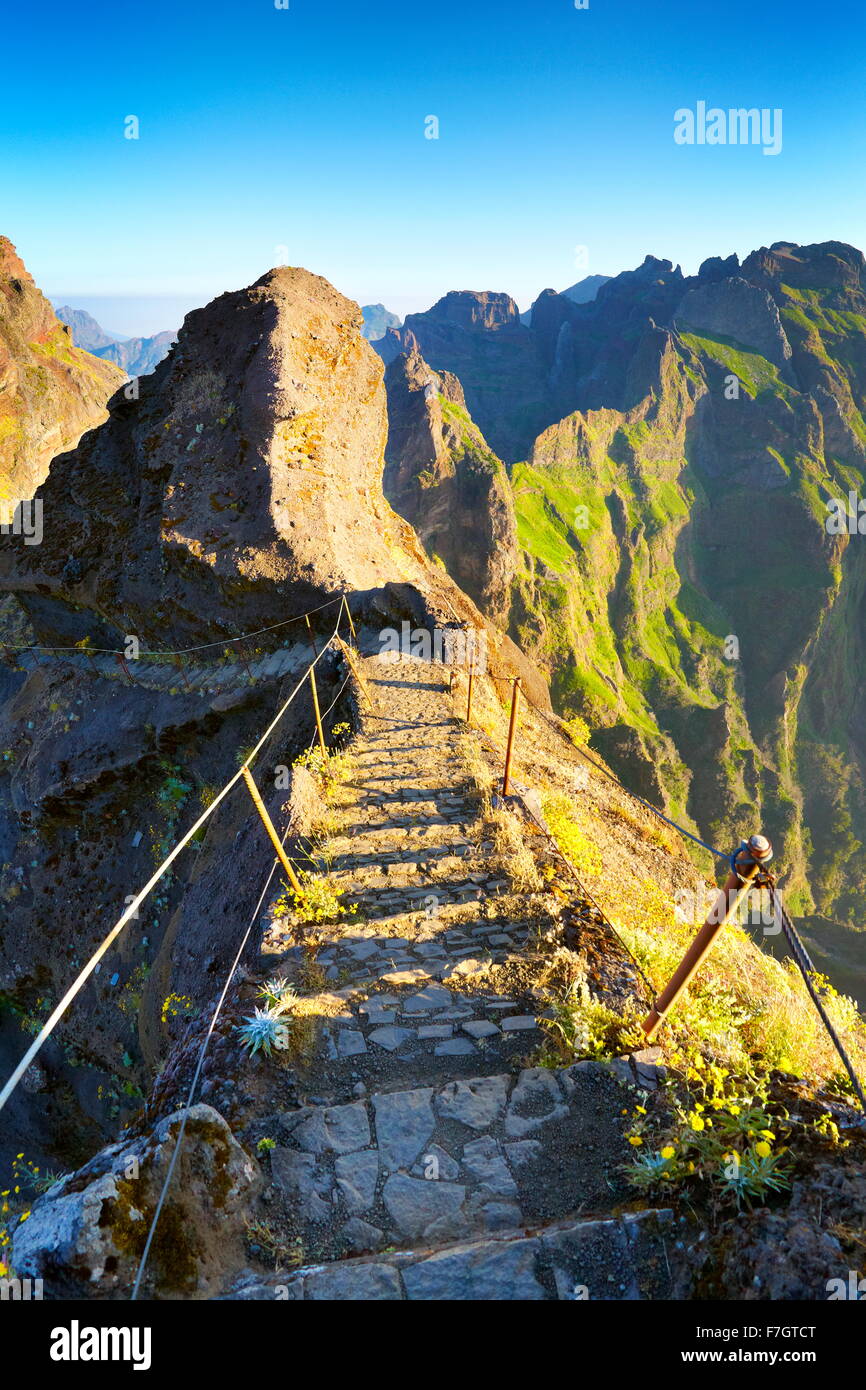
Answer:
10, 1105, 261, 1298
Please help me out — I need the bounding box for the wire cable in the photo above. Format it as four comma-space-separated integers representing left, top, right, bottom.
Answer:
0, 596, 343, 660
130, 832, 289, 1299
0, 608, 344, 1118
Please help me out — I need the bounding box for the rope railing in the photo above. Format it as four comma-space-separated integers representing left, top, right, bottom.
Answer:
768, 883, 866, 1114
130, 825, 291, 1300
456, 658, 866, 1106
5, 607, 865, 1300
0, 595, 344, 661
131, 613, 363, 1298
0, 598, 353, 1119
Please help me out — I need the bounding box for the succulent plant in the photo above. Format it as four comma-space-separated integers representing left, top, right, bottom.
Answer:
257, 976, 298, 1013
235, 1007, 290, 1057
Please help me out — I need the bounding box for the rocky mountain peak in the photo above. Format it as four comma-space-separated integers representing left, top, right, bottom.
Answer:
0, 236, 34, 285
0, 238, 124, 502
414, 290, 521, 332
0, 266, 531, 658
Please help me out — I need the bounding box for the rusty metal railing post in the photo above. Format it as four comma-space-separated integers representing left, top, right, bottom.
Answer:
173, 654, 192, 692
241, 765, 305, 898
341, 593, 357, 647
302, 616, 327, 756
116, 653, 134, 685
466, 664, 475, 723
502, 677, 521, 796
308, 664, 327, 758
641, 834, 773, 1040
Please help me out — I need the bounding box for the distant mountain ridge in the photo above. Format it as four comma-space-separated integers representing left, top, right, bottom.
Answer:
378, 240, 866, 991
561, 273, 611, 303
56, 304, 176, 377
361, 303, 401, 341
54, 305, 127, 352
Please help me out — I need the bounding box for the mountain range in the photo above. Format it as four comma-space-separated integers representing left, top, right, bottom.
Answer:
1, 241, 865, 1302
4, 237, 866, 993
375, 240, 866, 998
55, 304, 177, 378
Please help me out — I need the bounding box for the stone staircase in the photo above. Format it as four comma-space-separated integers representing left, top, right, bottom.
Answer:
223, 655, 678, 1301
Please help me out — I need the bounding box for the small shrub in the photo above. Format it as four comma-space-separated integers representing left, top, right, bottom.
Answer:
563, 714, 590, 747
274, 872, 357, 927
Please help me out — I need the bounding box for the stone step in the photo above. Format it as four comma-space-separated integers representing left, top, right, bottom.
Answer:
243, 1058, 663, 1273
225, 1205, 678, 1301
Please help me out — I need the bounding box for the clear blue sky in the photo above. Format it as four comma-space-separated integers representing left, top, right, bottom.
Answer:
3, 0, 864, 335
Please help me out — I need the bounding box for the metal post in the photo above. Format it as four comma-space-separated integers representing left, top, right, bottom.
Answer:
305, 614, 320, 660
237, 643, 254, 683
309, 664, 327, 758
117, 653, 134, 685
502, 677, 521, 796
173, 655, 192, 692
241, 765, 305, 897
341, 593, 357, 646
641, 835, 773, 1040
466, 666, 475, 723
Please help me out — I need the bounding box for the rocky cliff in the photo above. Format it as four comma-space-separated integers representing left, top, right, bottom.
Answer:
0, 240, 125, 503
390, 243, 866, 991
0, 265, 543, 1186
0, 267, 521, 651
383, 348, 517, 622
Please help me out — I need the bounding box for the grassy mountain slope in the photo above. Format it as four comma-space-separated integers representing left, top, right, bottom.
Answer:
507, 246, 866, 982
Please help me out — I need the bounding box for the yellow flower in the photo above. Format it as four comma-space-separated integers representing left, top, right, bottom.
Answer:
628, 1135, 643, 1147
690, 1115, 705, 1132
729, 1105, 740, 1116
635, 1106, 646, 1116
660, 1145, 675, 1160
759, 1130, 775, 1141
754, 1141, 772, 1159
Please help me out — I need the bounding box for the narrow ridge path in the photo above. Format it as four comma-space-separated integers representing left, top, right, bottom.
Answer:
230, 655, 675, 1301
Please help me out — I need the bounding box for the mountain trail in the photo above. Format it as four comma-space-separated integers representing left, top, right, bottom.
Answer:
217, 650, 677, 1300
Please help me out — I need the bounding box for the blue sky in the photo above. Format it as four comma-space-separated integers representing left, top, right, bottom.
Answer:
3, 0, 864, 334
